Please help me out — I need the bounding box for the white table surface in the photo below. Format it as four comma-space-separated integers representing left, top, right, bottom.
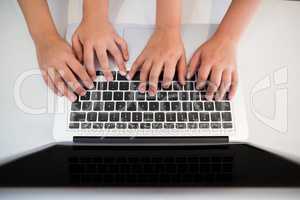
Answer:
0, 0, 300, 199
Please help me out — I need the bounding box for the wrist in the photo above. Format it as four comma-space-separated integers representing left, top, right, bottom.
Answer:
33, 32, 62, 49
212, 31, 239, 48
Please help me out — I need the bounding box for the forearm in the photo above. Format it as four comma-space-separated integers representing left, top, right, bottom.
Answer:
156, 0, 182, 30
214, 0, 261, 44
18, 0, 60, 45
82, 0, 109, 23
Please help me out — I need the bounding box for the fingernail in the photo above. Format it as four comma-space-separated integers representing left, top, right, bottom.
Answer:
149, 88, 156, 96
119, 70, 127, 76
69, 95, 77, 102
106, 76, 113, 81
80, 91, 87, 96
139, 85, 145, 93
206, 94, 212, 101
88, 83, 94, 89
57, 92, 63, 97
126, 74, 131, 80
186, 71, 191, 79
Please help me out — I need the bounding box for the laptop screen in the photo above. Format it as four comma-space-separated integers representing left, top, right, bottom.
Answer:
0, 144, 300, 187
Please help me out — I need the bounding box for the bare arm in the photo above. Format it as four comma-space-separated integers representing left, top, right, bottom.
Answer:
18, 0, 94, 102
128, 0, 186, 95
189, 0, 260, 100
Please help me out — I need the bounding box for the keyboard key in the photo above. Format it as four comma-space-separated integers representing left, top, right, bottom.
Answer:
211, 123, 221, 129
104, 102, 114, 111
157, 92, 167, 101
93, 102, 103, 111
116, 102, 126, 111
113, 92, 123, 100
93, 123, 103, 129
81, 123, 91, 129
184, 82, 194, 90
173, 82, 183, 90
188, 112, 199, 121
160, 102, 170, 111
222, 112, 232, 121
69, 122, 80, 129
90, 82, 96, 90
144, 112, 153, 122
168, 92, 178, 101
103, 92, 112, 100
188, 123, 198, 129
117, 73, 127, 80
87, 112, 97, 121
162, 84, 172, 90
193, 102, 203, 111
179, 92, 189, 101
119, 82, 129, 90
132, 112, 142, 122
132, 72, 140, 80
82, 102, 92, 111
152, 123, 163, 129
223, 123, 233, 129
177, 112, 188, 122
98, 82, 107, 90
155, 112, 165, 122
71, 102, 81, 111
111, 71, 116, 80
70, 112, 86, 121
176, 123, 186, 129
171, 102, 181, 111
190, 92, 200, 101
121, 112, 131, 122
109, 82, 118, 90
127, 102, 137, 111
140, 123, 151, 129
199, 123, 209, 129
128, 123, 139, 129
91, 92, 101, 100
80, 92, 90, 100
110, 112, 120, 122
166, 112, 176, 122
117, 123, 127, 129
138, 102, 148, 111
146, 93, 156, 101
215, 101, 231, 111
124, 92, 134, 100
164, 123, 175, 129
136, 92, 145, 100
130, 82, 139, 90
182, 102, 192, 111
149, 102, 159, 111
98, 112, 108, 121
204, 102, 214, 111
201, 92, 207, 100
105, 123, 115, 129
211, 112, 221, 121
200, 112, 210, 121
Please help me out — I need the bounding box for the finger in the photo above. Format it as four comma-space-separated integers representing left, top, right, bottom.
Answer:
56, 64, 86, 96
83, 43, 96, 80
187, 49, 201, 79
229, 70, 238, 100
196, 62, 211, 90
48, 68, 77, 102
138, 60, 152, 93
72, 34, 83, 62
115, 36, 129, 61
216, 70, 232, 101
95, 47, 113, 81
67, 57, 94, 89
41, 72, 61, 96
206, 67, 222, 100
177, 54, 187, 85
108, 43, 127, 75
148, 61, 164, 95
127, 54, 144, 80
163, 59, 177, 88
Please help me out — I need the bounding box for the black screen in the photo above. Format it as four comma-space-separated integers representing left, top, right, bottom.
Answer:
0, 144, 300, 187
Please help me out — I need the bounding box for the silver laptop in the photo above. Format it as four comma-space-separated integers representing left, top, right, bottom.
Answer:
53, 24, 248, 145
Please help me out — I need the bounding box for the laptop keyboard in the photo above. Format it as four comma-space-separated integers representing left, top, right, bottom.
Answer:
68, 71, 233, 131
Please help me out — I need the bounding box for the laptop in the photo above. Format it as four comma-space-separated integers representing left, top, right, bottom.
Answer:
53, 24, 248, 145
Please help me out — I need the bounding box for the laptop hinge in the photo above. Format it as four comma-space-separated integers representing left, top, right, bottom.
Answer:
73, 136, 229, 145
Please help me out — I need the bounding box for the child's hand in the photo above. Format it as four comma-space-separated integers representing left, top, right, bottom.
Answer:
72, 20, 129, 81
188, 35, 238, 100
127, 28, 186, 95
36, 36, 94, 102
